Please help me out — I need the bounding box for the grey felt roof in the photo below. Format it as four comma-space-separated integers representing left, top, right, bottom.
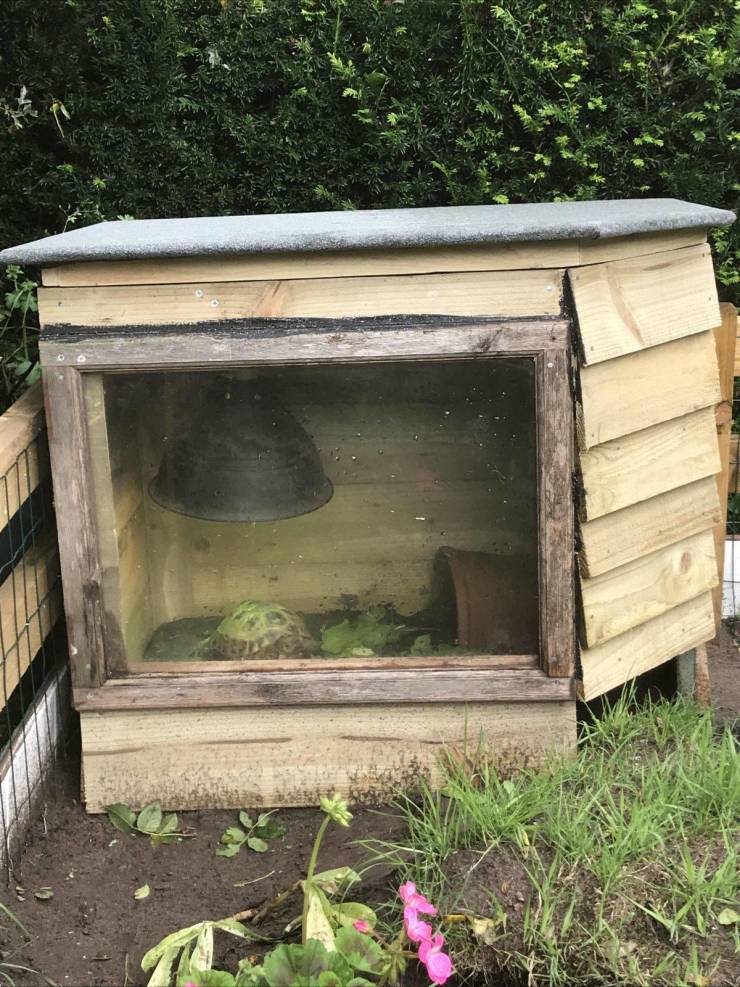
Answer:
0, 198, 734, 266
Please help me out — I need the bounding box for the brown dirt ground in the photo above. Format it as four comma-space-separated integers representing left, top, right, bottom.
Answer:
1, 742, 407, 987
707, 623, 740, 727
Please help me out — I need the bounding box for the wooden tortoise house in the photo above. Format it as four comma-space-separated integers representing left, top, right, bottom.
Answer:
0, 198, 734, 811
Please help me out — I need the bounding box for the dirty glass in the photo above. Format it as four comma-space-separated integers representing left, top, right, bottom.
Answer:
85, 359, 539, 670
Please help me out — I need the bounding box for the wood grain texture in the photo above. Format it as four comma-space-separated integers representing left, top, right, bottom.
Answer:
730, 434, 739, 491
146, 484, 536, 620
38, 269, 563, 327
577, 331, 721, 450
0, 537, 62, 707
79, 700, 577, 811
694, 643, 711, 708
84, 376, 158, 672
538, 348, 575, 676
570, 243, 720, 365
0, 382, 49, 525
40, 229, 706, 287
41, 367, 106, 688
136, 653, 539, 675
0, 382, 45, 476
74, 667, 575, 711
578, 477, 721, 578
712, 304, 737, 626
579, 591, 716, 701
41, 319, 569, 371
579, 530, 718, 647
578, 407, 721, 521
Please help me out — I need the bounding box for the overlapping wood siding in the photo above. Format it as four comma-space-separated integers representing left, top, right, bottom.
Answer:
571, 243, 725, 701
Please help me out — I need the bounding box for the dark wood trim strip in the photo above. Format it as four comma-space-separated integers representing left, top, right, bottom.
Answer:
74, 668, 575, 711
40, 319, 570, 371
537, 347, 576, 677
42, 366, 106, 688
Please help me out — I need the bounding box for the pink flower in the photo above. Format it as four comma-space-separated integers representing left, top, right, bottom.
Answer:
398, 881, 438, 915
419, 934, 453, 985
352, 919, 371, 933
403, 905, 433, 944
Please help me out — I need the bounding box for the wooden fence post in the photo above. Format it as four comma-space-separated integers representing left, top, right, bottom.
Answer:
712, 303, 738, 629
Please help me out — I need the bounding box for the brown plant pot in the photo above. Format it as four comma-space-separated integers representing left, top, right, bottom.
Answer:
438, 547, 540, 654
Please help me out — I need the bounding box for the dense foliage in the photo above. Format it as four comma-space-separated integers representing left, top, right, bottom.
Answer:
0, 0, 738, 405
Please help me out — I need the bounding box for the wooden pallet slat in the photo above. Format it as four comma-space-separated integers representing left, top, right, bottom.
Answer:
570, 243, 720, 366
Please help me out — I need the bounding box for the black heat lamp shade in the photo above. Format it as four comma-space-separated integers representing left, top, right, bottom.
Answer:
149, 376, 333, 522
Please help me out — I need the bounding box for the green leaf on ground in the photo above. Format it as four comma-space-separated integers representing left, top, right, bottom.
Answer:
137, 802, 163, 834
216, 811, 284, 858
718, 907, 740, 925
105, 803, 137, 835
215, 843, 241, 858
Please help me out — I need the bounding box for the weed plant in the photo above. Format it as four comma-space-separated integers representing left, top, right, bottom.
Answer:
367, 695, 739, 986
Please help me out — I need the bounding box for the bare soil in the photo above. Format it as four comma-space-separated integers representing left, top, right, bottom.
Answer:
1, 739, 406, 987
707, 623, 740, 728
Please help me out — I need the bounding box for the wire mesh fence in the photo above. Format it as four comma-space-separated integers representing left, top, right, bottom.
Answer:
0, 381, 68, 875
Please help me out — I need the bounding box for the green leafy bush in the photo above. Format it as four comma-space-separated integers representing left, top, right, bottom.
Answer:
0, 0, 737, 404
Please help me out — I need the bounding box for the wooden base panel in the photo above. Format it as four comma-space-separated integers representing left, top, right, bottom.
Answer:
79, 701, 576, 812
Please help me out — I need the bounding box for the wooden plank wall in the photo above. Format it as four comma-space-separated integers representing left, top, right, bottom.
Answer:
0, 383, 63, 712
80, 700, 576, 811
572, 246, 726, 700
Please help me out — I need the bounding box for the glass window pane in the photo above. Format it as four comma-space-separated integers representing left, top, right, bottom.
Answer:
86, 358, 539, 670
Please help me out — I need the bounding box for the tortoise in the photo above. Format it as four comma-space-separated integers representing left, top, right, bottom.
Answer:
194, 600, 317, 660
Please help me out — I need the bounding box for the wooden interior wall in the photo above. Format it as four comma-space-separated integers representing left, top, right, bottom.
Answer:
572, 242, 724, 700
131, 362, 538, 629
93, 377, 155, 662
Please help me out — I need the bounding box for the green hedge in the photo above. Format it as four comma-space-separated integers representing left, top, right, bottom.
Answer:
0, 0, 737, 403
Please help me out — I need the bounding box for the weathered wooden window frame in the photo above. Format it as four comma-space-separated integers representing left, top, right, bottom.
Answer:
41, 316, 575, 711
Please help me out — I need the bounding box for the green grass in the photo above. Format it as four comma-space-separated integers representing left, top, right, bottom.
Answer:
367, 695, 740, 986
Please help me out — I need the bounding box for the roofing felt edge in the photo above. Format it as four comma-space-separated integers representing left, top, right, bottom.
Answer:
0, 199, 735, 266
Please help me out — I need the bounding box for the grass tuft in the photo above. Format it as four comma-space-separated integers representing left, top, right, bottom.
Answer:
366, 694, 739, 986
